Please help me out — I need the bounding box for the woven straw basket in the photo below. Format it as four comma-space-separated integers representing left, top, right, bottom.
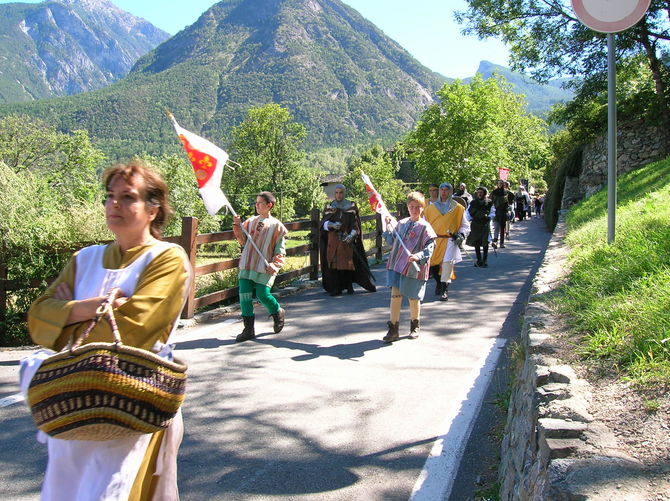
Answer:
27, 291, 187, 441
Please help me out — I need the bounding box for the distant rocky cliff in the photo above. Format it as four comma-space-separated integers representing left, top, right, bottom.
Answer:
0, 0, 169, 103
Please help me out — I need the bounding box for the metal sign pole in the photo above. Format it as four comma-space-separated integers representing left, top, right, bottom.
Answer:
571, 0, 651, 244
607, 33, 617, 244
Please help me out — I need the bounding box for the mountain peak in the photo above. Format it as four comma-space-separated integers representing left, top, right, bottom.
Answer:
0, 0, 169, 102
125, 0, 445, 146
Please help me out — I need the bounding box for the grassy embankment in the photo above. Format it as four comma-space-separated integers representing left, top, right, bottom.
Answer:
550, 156, 670, 386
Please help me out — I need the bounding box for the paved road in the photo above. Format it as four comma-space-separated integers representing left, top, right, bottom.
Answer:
0, 216, 551, 500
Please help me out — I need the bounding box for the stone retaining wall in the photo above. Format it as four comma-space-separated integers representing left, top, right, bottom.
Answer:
498, 214, 644, 500
561, 121, 669, 208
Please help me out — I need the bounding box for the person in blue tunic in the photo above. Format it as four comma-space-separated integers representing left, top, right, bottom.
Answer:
382, 191, 437, 343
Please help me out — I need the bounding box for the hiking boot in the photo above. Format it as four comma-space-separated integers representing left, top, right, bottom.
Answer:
236, 316, 255, 342
440, 283, 449, 302
408, 319, 420, 339
382, 321, 400, 343
491, 242, 497, 250
500, 244, 506, 248
270, 308, 285, 333
475, 261, 482, 267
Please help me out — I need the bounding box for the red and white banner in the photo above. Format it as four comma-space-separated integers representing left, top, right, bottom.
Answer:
498, 167, 510, 181
361, 172, 394, 230
168, 112, 231, 216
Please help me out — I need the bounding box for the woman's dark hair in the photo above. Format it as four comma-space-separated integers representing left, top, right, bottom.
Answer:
103, 160, 173, 239
258, 191, 276, 208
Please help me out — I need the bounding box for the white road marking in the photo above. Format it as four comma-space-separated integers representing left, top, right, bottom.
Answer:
409, 337, 507, 501
0, 393, 24, 408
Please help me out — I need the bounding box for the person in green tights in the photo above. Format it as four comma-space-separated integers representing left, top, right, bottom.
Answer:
232, 191, 288, 342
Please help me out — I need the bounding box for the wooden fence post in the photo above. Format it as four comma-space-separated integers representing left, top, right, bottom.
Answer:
180, 217, 199, 319
309, 208, 320, 280
375, 213, 383, 261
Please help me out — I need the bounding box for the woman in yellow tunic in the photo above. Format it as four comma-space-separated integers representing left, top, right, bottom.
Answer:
423, 182, 469, 301
27, 160, 191, 501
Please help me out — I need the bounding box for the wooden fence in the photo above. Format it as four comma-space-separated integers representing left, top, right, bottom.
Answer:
0, 209, 388, 328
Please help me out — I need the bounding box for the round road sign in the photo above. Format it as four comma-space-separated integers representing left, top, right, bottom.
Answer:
571, 0, 651, 33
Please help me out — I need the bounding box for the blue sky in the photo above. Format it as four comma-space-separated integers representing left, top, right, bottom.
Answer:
1, 0, 511, 78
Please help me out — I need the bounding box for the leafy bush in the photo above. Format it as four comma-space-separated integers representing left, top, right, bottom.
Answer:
0, 162, 109, 345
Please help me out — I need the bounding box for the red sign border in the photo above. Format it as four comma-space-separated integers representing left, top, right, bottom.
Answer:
571, 0, 651, 33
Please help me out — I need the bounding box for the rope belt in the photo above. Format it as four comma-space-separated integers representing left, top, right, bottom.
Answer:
436, 234, 453, 238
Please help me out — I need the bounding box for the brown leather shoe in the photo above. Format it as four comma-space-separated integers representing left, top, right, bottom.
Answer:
270, 308, 285, 333
408, 319, 420, 339
236, 316, 255, 342
382, 321, 400, 343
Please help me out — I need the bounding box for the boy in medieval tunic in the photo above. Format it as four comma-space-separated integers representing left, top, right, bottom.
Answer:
232, 191, 288, 342
382, 191, 436, 343
423, 182, 469, 301
319, 184, 376, 296
466, 186, 495, 268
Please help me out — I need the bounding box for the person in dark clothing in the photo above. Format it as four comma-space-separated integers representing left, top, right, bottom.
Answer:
320, 184, 376, 296
514, 185, 531, 221
454, 183, 471, 206
465, 186, 494, 267
490, 179, 512, 248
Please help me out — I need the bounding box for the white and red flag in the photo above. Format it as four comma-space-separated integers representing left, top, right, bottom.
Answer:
168, 111, 231, 216
360, 172, 394, 229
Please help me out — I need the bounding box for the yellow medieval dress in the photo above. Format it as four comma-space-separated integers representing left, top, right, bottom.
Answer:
424, 201, 468, 281
28, 241, 191, 501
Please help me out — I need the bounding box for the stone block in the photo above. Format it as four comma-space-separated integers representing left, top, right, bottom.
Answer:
541, 398, 594, 423
543, 438, 583, 459
547, 365, 577, 384
539, 418, 587, 439
535, 365, 551, 387
547, 457, 647, 500
537, 383, 570, 401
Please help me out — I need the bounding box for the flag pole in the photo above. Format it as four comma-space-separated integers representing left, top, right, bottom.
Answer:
360, 172, 420, 272
226, 203, 271, 268
386, 219, 421, 273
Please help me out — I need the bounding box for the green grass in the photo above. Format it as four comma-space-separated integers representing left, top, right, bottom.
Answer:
550, 156, 670, 387
643, 398, 661, 413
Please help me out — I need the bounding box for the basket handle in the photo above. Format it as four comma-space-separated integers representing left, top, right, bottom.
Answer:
70, 288, 122, 352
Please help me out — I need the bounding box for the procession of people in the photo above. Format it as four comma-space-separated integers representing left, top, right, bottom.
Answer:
24, 162, 544, 499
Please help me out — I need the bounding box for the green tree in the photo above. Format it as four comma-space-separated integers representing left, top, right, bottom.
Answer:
0, 114, 104, 203
405, 75, 550, 189
0, 161, 109, 345
342, 144, 407, 215
456, 0, 670, 129
549, 54, 662, 144
225, 104, 323, 219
